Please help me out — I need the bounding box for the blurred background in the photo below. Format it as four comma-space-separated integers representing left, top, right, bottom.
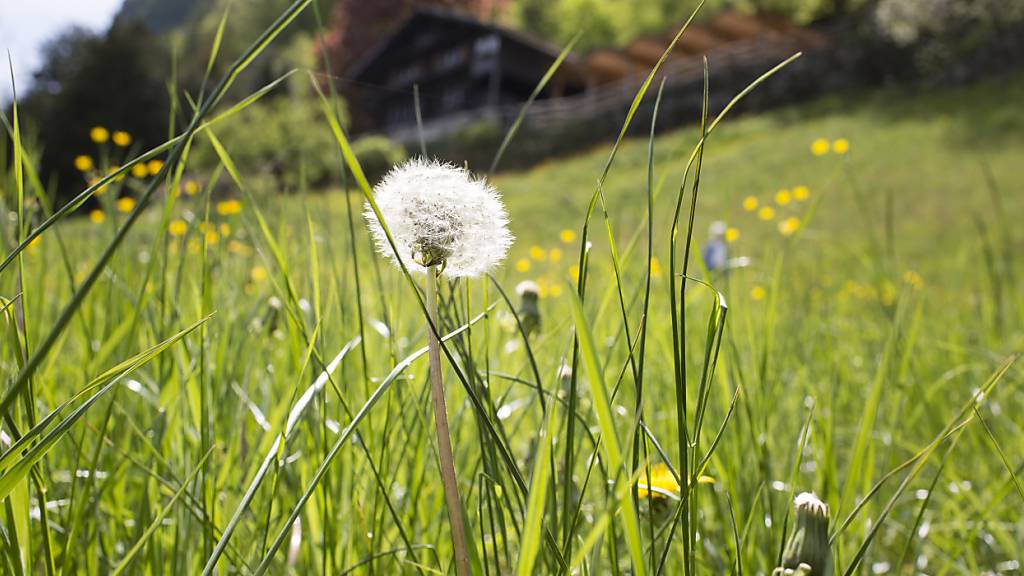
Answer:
2, 0, 1022, 204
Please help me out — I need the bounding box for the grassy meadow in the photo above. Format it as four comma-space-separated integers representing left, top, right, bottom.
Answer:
1, 7, 1023, 574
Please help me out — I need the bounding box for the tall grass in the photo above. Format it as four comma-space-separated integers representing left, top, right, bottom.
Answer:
1, 1, 1022, 574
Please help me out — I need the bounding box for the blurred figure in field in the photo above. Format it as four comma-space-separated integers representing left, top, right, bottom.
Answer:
702, 221, 729, 272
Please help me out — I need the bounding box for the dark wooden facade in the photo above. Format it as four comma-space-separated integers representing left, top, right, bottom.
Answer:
346, 8, 587, 133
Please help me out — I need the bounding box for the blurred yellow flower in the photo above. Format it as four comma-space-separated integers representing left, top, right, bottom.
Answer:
219, 223, 231, 237
793, 185, 810, 201
131, 163, 149, 179
742, 196, 759, 211
549, 248, 562, 263
184, 180, 200, 196
903, 270, 924, 289
88, 210, 105, 224
146, 159, 164, 176
811, 138, 829, 156
187, 239, 200, 254
559, 229, 576, 243
90, 126, 109, 144
251, 266, 268, 282
750, 286, 766, 301
529, 246, 546, 261
227, 240, 252, 256
778, 216, 800, 236
88, 177, 108, 195
116, 197, 136, 213
650, 256, 663, 279
74, 155, 94, 172
758, 206, 776, 221
775, 189, 792, 206
568, 264, 580, 279
637, 463, 679, 499
205, 230, 220, 245
112, 130, 132, 147
725, 227, 740, 243
832, 138, 850, 154
216, 199, 243, 216
549, 283, 564, 297
515, 258, 531, 273
168, 219, 188, 237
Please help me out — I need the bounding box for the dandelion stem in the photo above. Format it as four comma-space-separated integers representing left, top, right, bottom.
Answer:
425, 264, 472, 576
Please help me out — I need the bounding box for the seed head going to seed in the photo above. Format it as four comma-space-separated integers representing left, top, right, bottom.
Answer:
365, 158, 513, 277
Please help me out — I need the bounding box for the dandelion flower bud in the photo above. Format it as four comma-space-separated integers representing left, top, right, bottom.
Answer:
515, 280, 541, 337
780, 492, 833, 576
364, 158, 513, 277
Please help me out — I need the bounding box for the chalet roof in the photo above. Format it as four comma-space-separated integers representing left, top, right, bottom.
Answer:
347, 6, 582, 83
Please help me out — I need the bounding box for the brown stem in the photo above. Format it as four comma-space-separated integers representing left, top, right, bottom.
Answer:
425, 265, 472, 575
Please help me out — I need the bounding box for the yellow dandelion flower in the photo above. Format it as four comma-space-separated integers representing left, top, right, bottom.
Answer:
811, 138, 830, 156
650, 256, 663, 279
903, 270, 924, 290
74, 155, 94, 172
559, 229, 576, 243
725, 227, 740, 243
638, 463, 680, 499
131, 163, 149, 179
187, 239, 200, 254
793, 185, 810, 201
568, 264, 580, 279
549, 283, 564, 297
205, 230, 220, 245
778, 216, 800, 237
112, 130, 132, 147
832, 138, 850, 154
515, 258, 531, 273
168, 219, 188, 237
146, 159, 164, 176
251, 265, 268, 282
549, 248, 562, 263
215, 199, 243, 216
88, 209, 105, 224
184, 180, 200, 196
529, 246, 546, 261
116, 197, 136, 213
751, 286, 766, 301
758, 206, 776, 221
227, 240, 252, 256
742, 196, 759, 212
88, 177, 108, 195
219, 222, 231, 237
775, 189, 792, 206
90, 126, 109, 144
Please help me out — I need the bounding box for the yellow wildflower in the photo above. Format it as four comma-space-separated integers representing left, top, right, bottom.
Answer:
778, 216, 800, 236
650, 256, 663, 279
146, 159, 164, 176
90, 126, 109, 144
568, 264, 580, 279
168, 219, 188, 237
88, 210, 105, 224
74, 155, 94, 172
903, 270, 924, 290
205, 230, 220, 245
116, 197, 136, 213
250, 266, 268, 282
559, 229, 576, 243
810, 138, 830, 156
131, 163, 149, 179
742, 196, 759, 212
549, 248, 562, 263
832, 138, 850, 154
638, 463, 680, 499
793, 185, 810, 201
112, 130, 132, 147
529, 246, 546, 261
515, 258, 531, 273
750, 286, 766, 301
219, 223, 231, 237
227, 240, 252, 256
216, 199, 243, 216
549, 283, 563, 297
184, 180, 200, 196
725, 227, 740, 243
758, 206, 776, 221
775, 189, 792, 206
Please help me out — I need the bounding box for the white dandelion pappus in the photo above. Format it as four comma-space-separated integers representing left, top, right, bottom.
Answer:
365, 158, 513, 278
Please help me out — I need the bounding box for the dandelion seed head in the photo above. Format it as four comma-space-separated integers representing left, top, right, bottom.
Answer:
365, 158, 512, 278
